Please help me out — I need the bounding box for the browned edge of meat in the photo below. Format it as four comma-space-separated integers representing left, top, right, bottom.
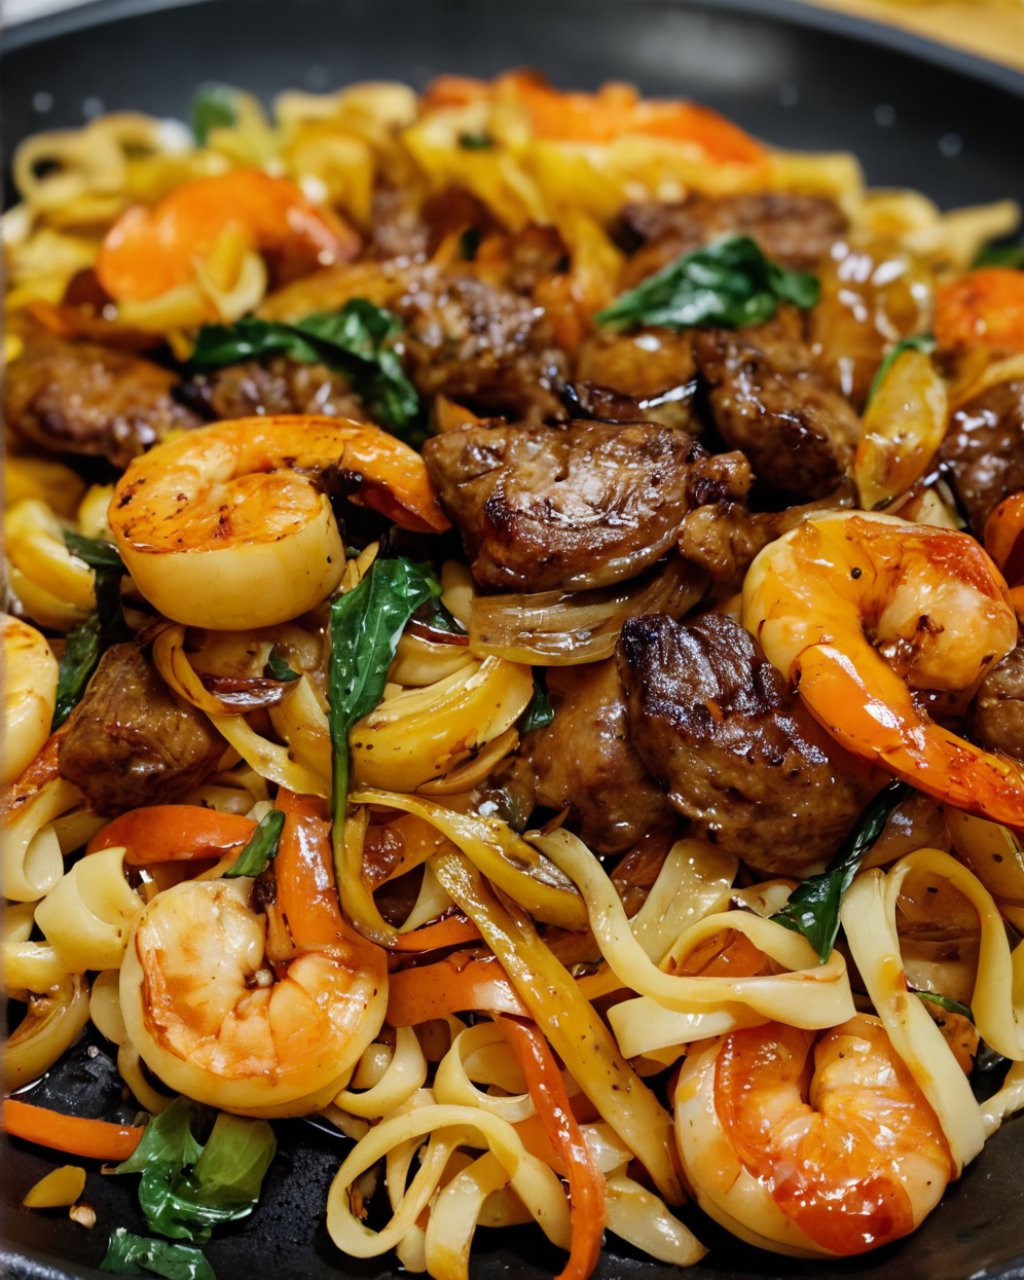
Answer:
617, 192, 848, 287
423, 418, 752, 593
526, 658, 676, 856
616, 611, 878, 874
58, 642, 224, 816
179, 358, 367, 422
971, 638, 1024, 761
693, 317, 861, 501
939, 380, 1024, 536
5, 329, 201, 468
394, 271, 567, 421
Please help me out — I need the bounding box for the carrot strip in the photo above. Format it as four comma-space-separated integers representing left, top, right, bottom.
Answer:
500, 1017, 606, 1280
3, 1099, 142, 1161
275, 789, 348, 947
86, 805, 256, 864
386, 951, 528, 1026
389, 914, 481, 952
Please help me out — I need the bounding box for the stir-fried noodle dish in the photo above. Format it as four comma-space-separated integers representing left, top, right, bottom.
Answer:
5, 70, 1024, 1279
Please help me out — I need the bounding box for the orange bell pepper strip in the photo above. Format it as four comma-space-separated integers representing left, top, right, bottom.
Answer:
274, 788, 350, 947
86, 805, 256, 864
499, 1016, 606, 1280
936, 268, 1024, 354
3, 1099, 143, 1161
96, 169, 361, 303
273, 786, 390, 1016
386, 950, 528, 1026
985, 491, 1024, 586
388, 913, 481, 952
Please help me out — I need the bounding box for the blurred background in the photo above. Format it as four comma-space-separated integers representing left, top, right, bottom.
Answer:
8, 0, 1024, 70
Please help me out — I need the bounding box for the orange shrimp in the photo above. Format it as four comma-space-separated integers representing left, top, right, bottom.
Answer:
674, 1015, 954, 1257
96, 169, 360, 303
935, 267, 1024, 354
107, 413, 449, 629
118, 791, 388, 1116
742, 512, 1024, 825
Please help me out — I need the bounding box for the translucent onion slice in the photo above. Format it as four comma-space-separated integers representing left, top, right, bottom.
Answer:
470, 557, 706, 666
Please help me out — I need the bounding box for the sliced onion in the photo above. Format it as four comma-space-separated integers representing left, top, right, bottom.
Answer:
470, 557, 706, 666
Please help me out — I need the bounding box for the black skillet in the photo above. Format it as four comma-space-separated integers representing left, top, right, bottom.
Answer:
3, 2, 1024, 1277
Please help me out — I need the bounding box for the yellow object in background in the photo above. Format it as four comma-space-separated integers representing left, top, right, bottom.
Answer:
22, 1165, 87, 1209
809, 0, 1024, 72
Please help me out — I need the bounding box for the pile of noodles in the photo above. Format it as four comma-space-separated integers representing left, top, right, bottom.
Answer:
4, 72, 1024, 1280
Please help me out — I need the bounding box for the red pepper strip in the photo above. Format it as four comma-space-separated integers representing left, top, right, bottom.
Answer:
3, 1098, 143, 1161
499, 1016, 606, 1280
86, 805, 256, 864
386, 951, 528, 1026
389, 914, 481, 952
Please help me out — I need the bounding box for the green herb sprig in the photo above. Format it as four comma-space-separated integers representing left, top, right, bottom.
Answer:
190, 299, 420, 436
773, 779, 910, 962
596, 234, 820, 333
52, 531, 129, 728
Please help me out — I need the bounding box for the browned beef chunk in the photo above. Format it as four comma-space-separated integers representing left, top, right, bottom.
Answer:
59, 643, 224, 815
678, 486, 855, 589
972, 641, 1024, 761
180, 358, 366, 422
692, 320, 860, 500
617, 192, 848, 287
423, 419, 751, 592
938, 381, 1024, 536
5, 332, 200, 468
527, 659, 675, 855
394, 273, 566, 421
617, 612, 876, 874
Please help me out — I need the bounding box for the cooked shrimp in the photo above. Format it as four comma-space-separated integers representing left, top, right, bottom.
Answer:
108, 414, 449, 629
2, 614, 58, 786
119, 792, 388, 1115
742, 512, 1024, 824
96, 169, 361, 303
674, 1015, 954, 1257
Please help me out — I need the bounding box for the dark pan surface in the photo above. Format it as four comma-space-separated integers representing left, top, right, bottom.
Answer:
2, 2, 1023, 1278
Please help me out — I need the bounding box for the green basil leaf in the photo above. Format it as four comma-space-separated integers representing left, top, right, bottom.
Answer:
52, 532, 130, 728
519, 670, 554, 734
866, 333, 936, 407
329, 557, 441, 880
773, 779, 910, 962
916, 990, 975, 1022
596, 234, 820, 333
191, 1112, 277, 1207
51, 617, 102, 729
264, 647, 300, 682
974, 242, 1024, 270
191, 84, 241, 146
101, 1230, 216, 1280
116, 1099, 203, 1176
115, 1098, 275, 1242
457, 131, 493, 150
63, 529, 126, 572
190, 299, 421, 436
414, 595, 466, 636
224, 809, 285, 878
